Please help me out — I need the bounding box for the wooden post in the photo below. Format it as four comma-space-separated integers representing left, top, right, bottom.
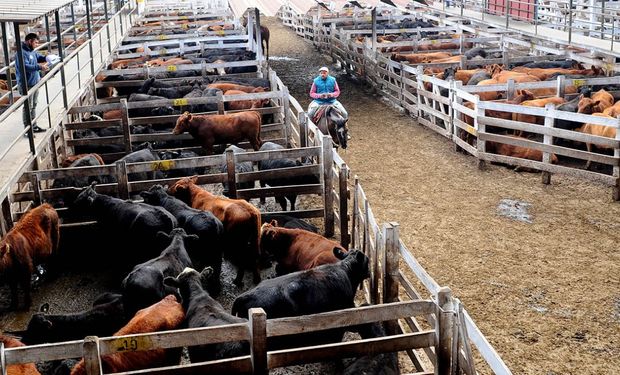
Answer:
371, 8, 377, 54
474, 95, 486, 169
351, 175, 359, 250
254, 8, 263, 62
30, 173, 42, 206
119, 99, 132, 153
322, 134, 335, 237
282, 87, 291, 147
556, 75, 566, 97
225, 148, 238, 198
249, 308, 267, 375
49, 135, 59, 169
247, 11, 255, 52
1, 197, 13, 233
453, 81, 463, 152
82, 336, 102, 375
217, 91, 225, 114
542, 104, 554, 185
436, 287, 454, 375
506, 79, 515, 101
299, 112, 308, 150
614, 116, 620, 200
115, 160, 129, 199
339, 164, 349, 249
383, 223, 400, 336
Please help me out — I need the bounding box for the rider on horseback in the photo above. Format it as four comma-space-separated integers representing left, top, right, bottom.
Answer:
307, 66, 348, 123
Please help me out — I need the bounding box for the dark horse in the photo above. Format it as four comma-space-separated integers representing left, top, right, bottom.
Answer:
314, 105, 348, 149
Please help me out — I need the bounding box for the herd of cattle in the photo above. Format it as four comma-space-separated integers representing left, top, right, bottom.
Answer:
0, 172, 399, 374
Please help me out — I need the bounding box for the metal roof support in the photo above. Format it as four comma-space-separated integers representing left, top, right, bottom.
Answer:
103, 0, 112, 54
70, 3, 78, 44
1, 22, 15, 105
54, 10, 68, 109
43, 15, 53, 129
85, 0, 95, 76
13, 22, 36, 153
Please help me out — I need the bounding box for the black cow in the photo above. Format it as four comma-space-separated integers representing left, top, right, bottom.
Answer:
70, 182, 177, 262
117, 142, 166, 181
157, 149, 206, 178
344, 320, 400, 375
140, 185, 224, 294
121, 228, 197, 315
221, 145, 255, 198
164, 267, 248, 362
464, 47, 487, 60
231, 249, 369, 348
19, 292, 126, 345
258, 142, 320, 211
147, 86, 195, 99
523, 60, 581, 69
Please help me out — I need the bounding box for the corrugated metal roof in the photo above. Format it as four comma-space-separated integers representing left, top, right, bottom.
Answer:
0, 0, 75, 22
228, 0, 413, 18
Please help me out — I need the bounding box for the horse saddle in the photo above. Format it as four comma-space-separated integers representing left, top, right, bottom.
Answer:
312, 105, 347, 125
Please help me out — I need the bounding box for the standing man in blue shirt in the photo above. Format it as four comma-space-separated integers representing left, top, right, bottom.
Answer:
307, 66, 348, 121
15, 33, 49, 133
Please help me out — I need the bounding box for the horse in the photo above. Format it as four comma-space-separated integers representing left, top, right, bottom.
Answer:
313, 105, 349, 149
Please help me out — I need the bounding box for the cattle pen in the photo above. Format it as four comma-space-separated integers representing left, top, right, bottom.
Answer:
0, 1, 517, 375
286, 4, 620, 200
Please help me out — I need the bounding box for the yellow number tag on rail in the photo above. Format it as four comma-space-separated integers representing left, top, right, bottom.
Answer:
158, 48, 168, 55
466, 125, 476, 136
111, 336, 152, 352
182, 24, 189, 30
365, 16, 372, 22
173, 98, 188, 106
431, 39, 439, 44
157, 34, 167, 40
152, 160, 174, 171
166, 65, 177, 72
572, 79, 585, 87
216, 30, 225, 36
180, 16, 189, 20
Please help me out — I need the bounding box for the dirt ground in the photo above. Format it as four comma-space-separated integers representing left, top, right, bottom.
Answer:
264, 16, 620, 375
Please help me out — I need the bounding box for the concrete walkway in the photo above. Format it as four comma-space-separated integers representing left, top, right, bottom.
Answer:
431, 3, 620, 56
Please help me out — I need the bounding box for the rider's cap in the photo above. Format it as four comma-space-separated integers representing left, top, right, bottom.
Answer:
319, 66, 329, 72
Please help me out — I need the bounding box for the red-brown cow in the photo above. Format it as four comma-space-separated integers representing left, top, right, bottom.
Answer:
225, 88, 270, 111
487, 136, 559, 172
172, 111, 262, 154
260, 220, 347, 276
0, 335, 41, 375
0, 203, 59, 310
70, 295, 184, 375
206, 83, 260, 93
168, 177, 262, 286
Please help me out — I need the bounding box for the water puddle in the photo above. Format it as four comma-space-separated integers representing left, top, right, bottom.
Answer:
497, 199, 533, 223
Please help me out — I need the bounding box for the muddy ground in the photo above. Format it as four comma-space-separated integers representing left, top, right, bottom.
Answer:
263, 16, 620, 375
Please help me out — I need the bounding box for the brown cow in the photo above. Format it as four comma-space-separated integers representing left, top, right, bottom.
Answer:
390, 52, 451, 64
172, 111, 262, 154
577, 113, 616, 169
487, 136, 559, 172
61, 153, 105, 168
590, 89, 614, 110
577, 97, 608, 114
260, 220, 346, 276
225, 88, 269, 111
0, 203, 59, 310
0, 335, 41, 375
168, 177, 262, 286
70, 295, 184, 375
206, 83, 261, 93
